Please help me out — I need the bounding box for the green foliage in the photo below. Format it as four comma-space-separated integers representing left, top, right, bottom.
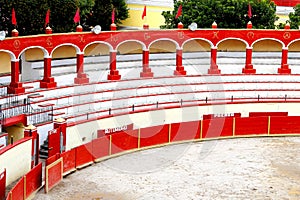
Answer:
161, 0, 278, 29
85, 0, 129, 31
288, 4, 300, 29
112, 0, 129, 24
85, 0, 112, 31
48, 0, 78, 33
0, 0, 128, 36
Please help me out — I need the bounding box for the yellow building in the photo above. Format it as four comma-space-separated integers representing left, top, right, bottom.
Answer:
121, 1, 297, 29
121, 0, 174, 29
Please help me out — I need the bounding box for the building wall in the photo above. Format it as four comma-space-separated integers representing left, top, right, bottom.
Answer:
121, 0, 174, 29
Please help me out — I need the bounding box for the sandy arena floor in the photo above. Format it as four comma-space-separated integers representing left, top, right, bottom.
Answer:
34, 136, 300, 200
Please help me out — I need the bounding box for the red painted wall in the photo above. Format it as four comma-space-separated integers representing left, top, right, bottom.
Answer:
235, 116, 268, 136
25, 163, 42, 199
171, 121, 200, 142
75, 142, 93, 168
45, 159, 62, 193
270, 116, 300, 134
61, 149, 76, 175
249, 112, 288, 117
0, 170, 5, 200
140, 125, 169, 148
111, 130, 138, 154
92, 136, 110, 160
9, 177, 24, 200
202, 117, 234, 138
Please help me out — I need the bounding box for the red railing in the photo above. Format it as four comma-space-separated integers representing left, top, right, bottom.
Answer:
4, 114, 300, 198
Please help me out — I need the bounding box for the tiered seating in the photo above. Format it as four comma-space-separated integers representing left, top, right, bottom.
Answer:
22, 74, 300, 123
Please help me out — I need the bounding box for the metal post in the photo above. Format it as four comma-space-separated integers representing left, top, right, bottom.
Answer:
258, 94, 260, 101
180, 99, 183, 106
109, 108, 111, 115
156, 101, 158, 108
132, 104, 135, 111
285, 94, 287, 102
51, 106, 54, 121
231, 95, 233, 102
205, 97, 208, 103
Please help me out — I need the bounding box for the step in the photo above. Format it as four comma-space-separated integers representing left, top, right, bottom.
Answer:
38, 103, 55, 108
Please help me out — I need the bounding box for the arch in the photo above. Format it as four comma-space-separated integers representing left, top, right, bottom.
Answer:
252, 39, 283, 74
116, 40, 146, 51
116, 40, 144, 54
0, 51, 15, 74
148, 38, 179, 51
84, 42, 111, 56
182, 38, 213, 52
17, 46, 49, 59
50, 43, 81, 57
83, 41, 113, 54
215, 39, 247, 74
252, 38, 285, 49
216, 38, 248, 48
0, 50, 16, 61
217, 39, 247, 51
287, 39, 300, 50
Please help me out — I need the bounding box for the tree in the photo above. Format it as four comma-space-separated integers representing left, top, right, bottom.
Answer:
161, 0, 278, 29
112, 0, 129, 25
0, 0, 48, 36
288, 4, 300, 29
0, 0, 128, 35
85, 0, 129, 31
49, 0, 94, 33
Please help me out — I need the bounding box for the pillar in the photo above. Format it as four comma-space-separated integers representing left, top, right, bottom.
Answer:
45, 26, 52, 34
242, 47, 256, 74
110, 23, 117, 31
247, 21, 252, 29
76, 25, 83, 32
24, 124, 39, 168
143, 24, 149, 30
74, 53, 89, 84
108, 50, 121, 80
208, 47, 221, 74
11, 29, 19, 37
8, 60, 25, 94
178, 22, 184, 29
140, 49, 153, 78
40, 57, 57, 88
278, 47, 291, 74
54, 118, 67, 153
174, 48, 186, 75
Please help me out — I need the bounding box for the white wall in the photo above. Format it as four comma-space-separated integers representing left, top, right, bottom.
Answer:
0, 138, 32, 186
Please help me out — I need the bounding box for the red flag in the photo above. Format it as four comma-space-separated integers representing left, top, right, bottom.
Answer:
73, 8, 80, 23
248, 3, 252, 18
142, 5, 146, 20
175, 5, 182, 19
45, 9, 50, 27
12, 8, 17, 25
112, 8, 115, 23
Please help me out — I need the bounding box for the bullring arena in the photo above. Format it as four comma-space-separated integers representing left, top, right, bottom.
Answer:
0, 22, 300, 199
